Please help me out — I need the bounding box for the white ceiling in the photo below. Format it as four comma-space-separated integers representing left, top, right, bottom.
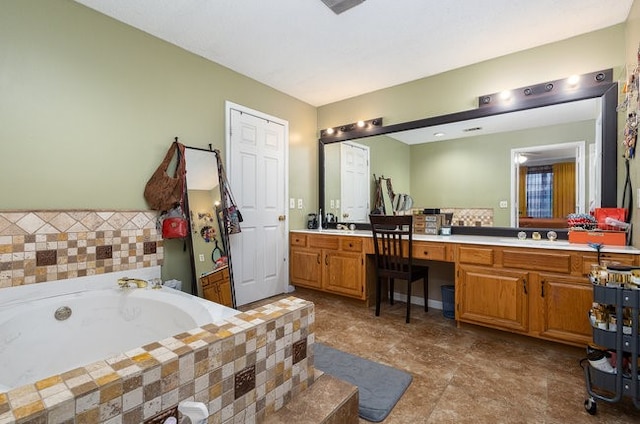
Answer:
389, 98, 600, 145
73, 0, 632, 107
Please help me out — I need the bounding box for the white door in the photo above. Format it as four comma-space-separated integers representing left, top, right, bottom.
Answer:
341, 142, 370, 222
226, 102, 289, 306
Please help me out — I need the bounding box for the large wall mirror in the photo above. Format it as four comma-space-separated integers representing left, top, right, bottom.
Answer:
184, 146, 235, 307
319, 69, 618, 236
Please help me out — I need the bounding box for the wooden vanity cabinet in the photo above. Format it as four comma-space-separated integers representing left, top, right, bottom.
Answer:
457, 265, 529, 333
200, 266, 233, 307
456, 244, 639, 346
535, 273, 593, 345
290, 233, 366, 300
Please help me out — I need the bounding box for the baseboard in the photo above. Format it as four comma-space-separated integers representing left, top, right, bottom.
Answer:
391, 292, 442, 310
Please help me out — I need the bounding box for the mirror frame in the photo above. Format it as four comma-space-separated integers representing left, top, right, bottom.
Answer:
318, 69, 618, 236
183, 146, 236, 307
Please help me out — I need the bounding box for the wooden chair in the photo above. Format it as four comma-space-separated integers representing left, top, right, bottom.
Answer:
369, 215, 429, 323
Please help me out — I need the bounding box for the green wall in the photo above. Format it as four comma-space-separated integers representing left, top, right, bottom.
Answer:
0, 0, 317, 286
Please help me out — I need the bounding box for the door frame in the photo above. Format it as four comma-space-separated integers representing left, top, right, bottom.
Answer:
224, 101, 292, 295
510, 140, 586, 227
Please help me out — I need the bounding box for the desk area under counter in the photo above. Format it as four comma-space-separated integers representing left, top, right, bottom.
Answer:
289, 229, 640, 347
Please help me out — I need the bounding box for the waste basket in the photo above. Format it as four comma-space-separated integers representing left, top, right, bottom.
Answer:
441, 285, 455, 319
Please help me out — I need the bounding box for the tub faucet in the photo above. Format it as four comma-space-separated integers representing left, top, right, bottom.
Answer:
117, 277, 148, 289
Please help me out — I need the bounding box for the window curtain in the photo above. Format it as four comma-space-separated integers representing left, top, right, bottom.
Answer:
518, 166, 527, 217
526, 165, 553, 218
552, 162, 575, 218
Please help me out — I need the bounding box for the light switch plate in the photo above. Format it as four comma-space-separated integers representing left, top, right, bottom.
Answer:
290, 198, 295, 209
499, 200, 508, 209
199, 254, 205, 262
297, 199, 303, 209
330, 199, 335, 208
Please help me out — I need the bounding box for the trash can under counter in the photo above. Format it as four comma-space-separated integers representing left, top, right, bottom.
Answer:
441, 285, 455, 319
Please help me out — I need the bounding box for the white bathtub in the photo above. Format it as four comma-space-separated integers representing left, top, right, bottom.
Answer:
0, 266, 239, 391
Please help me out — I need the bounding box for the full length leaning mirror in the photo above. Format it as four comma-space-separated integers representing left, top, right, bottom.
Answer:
319, 69, 618, 236
184, 146, 235, 307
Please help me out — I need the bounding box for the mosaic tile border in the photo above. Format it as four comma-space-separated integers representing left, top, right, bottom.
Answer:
0, 297, 316, 424
0, 211, 162, 288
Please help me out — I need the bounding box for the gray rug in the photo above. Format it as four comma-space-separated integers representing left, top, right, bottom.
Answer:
314, 343, 412, 422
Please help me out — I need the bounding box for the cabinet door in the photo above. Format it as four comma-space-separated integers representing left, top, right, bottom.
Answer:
458, 265, 529, 333
324, 251, 365, 299
202, 279, 221, 304
537, 273, 592, 345
290, 247, 323, 289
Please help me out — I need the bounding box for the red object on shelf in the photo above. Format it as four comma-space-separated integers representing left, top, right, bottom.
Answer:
568, 230, 627, 246
593, 208, 627, 231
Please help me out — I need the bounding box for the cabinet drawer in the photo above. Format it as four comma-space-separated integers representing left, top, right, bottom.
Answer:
290, 234, 307, 247
413, 242, 446, 261
308, 235, 339, 250
340, 238, 363, 252
502, 249, 571, 273
201, 267, 229, 286
580, 253, 638, 275
458, 246, 494, 265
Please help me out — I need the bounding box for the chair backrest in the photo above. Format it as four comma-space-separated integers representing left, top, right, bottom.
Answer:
369, 214, 414, 278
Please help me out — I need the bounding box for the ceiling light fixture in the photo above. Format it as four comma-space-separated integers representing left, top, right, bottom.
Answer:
433, 132, 445, 137
500, 90, 512, 101
320, 117, 383, 139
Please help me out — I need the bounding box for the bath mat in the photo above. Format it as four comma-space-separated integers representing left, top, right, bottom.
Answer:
314, 342, 412, 422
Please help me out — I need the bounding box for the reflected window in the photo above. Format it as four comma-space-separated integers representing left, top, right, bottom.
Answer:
525, 166, 553, 218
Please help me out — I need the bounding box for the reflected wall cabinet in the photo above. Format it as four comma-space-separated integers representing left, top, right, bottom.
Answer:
200, 266, 233, 307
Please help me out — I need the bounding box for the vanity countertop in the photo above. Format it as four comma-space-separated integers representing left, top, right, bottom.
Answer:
290, 229, 640, 255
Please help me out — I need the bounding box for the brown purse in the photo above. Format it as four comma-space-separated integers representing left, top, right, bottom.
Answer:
144, 139, 186, 211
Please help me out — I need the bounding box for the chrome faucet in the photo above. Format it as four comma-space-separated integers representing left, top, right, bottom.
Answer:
117, 277, 148, 289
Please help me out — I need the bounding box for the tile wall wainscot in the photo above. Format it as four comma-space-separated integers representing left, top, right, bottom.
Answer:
0, 297, 315, 423
0, 210, 163, 287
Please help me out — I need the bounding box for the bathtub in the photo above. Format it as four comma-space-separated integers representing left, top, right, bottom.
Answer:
0, 266, 239, 391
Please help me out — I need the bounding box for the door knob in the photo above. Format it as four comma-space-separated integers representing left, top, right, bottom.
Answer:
278, 215, 286, 221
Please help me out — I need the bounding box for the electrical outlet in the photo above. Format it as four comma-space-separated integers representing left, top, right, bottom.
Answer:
289, 198, 295, 209
330, 199, 335, 208
297, 199, 303, 209
199, 254, 205, 262
499, 200, 508, 209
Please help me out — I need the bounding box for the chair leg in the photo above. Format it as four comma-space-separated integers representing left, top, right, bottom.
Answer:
406, 280, 411, 323
375, 277, 381, 317
389, 278, 395, 305
423, 271, 429, 312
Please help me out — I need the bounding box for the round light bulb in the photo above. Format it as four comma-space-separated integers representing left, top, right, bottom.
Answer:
356, 120, 366, 128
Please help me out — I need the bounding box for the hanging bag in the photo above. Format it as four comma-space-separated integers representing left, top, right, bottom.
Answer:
160, 205, 189, 239
215, 150, 243, 234
144, 139, 186, 212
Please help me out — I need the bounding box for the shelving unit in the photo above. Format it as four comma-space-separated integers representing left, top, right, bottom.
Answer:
582, 283, 640, 414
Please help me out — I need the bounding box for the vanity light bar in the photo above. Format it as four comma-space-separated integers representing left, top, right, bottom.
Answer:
478, 69, 613, 108
320, 117, 383, 138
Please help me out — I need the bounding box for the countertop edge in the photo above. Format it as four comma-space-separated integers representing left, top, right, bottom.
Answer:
289, 229, 640, 255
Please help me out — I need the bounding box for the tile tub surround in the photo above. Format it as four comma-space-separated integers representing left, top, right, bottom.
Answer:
0, 296, 315, 423
0, 210, 163, 287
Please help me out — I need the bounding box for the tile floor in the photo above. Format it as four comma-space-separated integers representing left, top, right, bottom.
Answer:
242, 288, 640, 424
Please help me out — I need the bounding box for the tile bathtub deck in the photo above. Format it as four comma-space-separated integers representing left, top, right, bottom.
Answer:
241, 288, 640, 424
